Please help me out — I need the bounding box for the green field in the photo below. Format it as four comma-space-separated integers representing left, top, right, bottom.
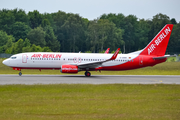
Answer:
0, 58, 180, 75
0, 58, 180, 120
0, 84, 180, 120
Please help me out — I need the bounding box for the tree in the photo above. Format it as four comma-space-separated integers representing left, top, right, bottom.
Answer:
4, 39, 13, 54
122, 15, 138, 52
10, 22, 31, 41
0, 30, 9, 46
100, 13, 126, 29
0, 9, 15, 34
150, 13, 171, 37
12, 8, 29, 24
27, 26, 46, 47
113, 28, 124, 50
100, 13, 137, 53
42, 46, 52, 52
15, 39, 24, 53
23, 38, 31, 47
22, 46, 31, 52
171, 18, 177, 24
86, 19, 99, 52
30, 44, 51, 52
61, 14, 85, 52
98, 19, 121, 51
0, 30, 15, 53
167, 23, 180, 53
22, 38, 31, 52
135, 19, 151, 50
51, 10, 67, 51
28, 10, 43, 29
44, 25, 60, 51
42, 13, 54, 27
41, 19, 50, 28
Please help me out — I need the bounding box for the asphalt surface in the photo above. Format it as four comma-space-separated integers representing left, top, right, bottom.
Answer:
0, 75, 180, 85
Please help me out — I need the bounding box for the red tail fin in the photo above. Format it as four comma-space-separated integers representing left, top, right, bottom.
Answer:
140, 24, 173, 56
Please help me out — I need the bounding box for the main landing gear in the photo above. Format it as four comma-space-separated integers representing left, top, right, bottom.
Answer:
85, 71, 91, 77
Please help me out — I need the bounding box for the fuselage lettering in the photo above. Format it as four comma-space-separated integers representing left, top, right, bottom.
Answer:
31, 54, 62, 58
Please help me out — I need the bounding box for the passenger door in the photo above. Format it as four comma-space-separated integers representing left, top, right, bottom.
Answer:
22, 54, 27, 63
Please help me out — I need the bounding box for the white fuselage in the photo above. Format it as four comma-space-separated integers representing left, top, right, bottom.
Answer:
3, 52, 138, 69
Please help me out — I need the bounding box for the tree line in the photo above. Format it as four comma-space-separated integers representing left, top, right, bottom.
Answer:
0, 8, 179, 54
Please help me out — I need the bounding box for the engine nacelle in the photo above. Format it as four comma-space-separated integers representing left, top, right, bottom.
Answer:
60, 65, 79, 73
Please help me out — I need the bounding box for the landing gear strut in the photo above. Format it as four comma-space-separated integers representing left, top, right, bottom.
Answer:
85, 71, 91, 77
19, 71, 22, 76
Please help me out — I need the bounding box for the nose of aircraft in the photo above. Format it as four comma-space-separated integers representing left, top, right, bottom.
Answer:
2, 59, 10, 66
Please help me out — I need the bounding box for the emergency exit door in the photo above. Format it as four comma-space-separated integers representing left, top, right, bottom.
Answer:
139, 56, 143, 66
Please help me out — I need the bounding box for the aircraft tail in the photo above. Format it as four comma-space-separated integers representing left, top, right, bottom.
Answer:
140, 24, 173, 56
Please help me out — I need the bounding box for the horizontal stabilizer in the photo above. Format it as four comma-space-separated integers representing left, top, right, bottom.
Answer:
153, 55, 176, 60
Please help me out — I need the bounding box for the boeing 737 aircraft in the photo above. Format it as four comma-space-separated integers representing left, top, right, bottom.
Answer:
3, 24, 174, 77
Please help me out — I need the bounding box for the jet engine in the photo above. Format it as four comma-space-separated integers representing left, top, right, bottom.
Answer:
60, 65, 79, 73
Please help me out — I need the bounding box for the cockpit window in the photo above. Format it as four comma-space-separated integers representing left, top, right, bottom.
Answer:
11, 57, 17, 59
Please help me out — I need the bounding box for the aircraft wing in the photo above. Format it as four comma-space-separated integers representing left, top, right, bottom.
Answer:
76, 48, 120, 68
153, 55, 176, 60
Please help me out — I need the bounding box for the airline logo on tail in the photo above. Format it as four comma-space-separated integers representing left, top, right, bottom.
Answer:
148, 26, 171, 55
137, 24, 174, 56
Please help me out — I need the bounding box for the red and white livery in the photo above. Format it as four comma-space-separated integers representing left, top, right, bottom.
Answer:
3, 24, 174, 76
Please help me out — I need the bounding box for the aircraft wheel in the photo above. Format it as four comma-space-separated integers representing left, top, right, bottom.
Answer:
85, 71, 91, 77
19, 72, 22, 76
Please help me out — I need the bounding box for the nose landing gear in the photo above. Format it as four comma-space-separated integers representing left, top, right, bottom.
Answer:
85, 71, 91, 77
19, 71, 22, 76
13, 68, 22, 76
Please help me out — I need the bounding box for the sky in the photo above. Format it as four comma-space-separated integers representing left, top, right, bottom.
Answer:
0, 0, 180, 22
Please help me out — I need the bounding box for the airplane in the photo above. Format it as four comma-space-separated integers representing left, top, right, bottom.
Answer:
3, 24, 174, 77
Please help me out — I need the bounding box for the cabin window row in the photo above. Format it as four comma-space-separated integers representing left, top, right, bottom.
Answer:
67, 58, 133, 62
68, 59, 105, 61
31, 57, 133, 62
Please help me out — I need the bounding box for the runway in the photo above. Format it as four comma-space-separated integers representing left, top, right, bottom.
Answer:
0, 75, 180, 85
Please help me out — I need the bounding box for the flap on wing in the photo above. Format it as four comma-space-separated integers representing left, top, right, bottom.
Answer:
153, 55, 176, 60
77, 61, 104, 68
78, 48, 120, 68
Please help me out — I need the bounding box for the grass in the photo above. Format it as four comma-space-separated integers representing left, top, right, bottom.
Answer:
0, 58, 180, 119
0, 58, 180, 75
0, 84, 179, 120
166, 57, 177, 62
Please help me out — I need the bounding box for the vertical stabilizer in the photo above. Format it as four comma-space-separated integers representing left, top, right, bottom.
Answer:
140, 24, 173, 56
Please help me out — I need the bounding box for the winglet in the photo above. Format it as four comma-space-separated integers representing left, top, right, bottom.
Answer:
109, 48, 120, 60
105, 48, 110, 54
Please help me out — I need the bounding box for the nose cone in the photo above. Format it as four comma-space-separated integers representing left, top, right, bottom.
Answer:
2, 59, 10, 66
